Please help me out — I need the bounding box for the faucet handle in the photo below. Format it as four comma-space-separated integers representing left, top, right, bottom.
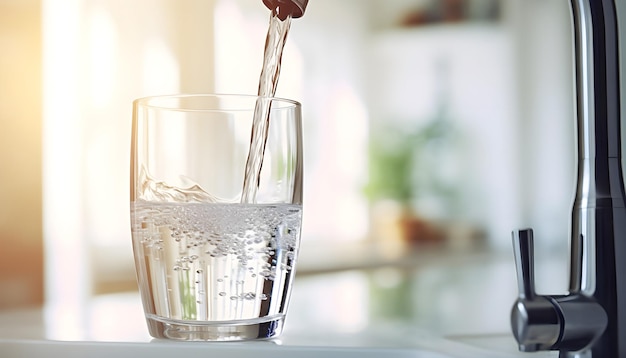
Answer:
510, 229, 609, 353
510, 229, 561, 352
512, 229, 536, 300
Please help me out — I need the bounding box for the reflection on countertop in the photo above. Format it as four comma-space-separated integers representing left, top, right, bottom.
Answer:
293, 239, 568, 338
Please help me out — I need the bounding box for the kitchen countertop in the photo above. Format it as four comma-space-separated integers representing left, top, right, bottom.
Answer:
0, 248, 561, 357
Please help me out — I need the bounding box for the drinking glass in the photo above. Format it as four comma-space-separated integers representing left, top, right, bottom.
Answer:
130, 94, 303, 341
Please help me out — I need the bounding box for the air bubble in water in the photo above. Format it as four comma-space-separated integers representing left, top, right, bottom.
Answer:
131, 201, 303, 320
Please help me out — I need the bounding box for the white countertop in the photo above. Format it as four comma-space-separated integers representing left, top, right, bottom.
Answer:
0, 295, 547, 358
0, 250, 561, 358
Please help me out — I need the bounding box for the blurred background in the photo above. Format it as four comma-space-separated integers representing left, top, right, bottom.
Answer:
1, 0, 578, 340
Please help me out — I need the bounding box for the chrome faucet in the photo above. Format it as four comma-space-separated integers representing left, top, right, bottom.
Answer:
264, 0, 626, 356
511, 0, 626, 357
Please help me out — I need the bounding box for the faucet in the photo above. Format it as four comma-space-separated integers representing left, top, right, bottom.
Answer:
263, 0, 626, 356
262, 0, 308, 20
511, 0, 626, 357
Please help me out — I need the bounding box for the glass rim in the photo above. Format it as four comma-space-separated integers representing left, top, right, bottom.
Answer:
133, 93, 301, 112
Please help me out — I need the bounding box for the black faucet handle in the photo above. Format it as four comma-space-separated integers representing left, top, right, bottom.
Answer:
511, 229, 561, 352
512, 229, 537, 300
511, 229, 609, 353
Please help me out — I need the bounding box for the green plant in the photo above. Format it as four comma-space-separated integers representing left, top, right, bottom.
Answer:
364, 126, 417, 203
364, 117, 461, 209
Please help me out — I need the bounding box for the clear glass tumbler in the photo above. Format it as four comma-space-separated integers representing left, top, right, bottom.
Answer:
130, 94, 303, 341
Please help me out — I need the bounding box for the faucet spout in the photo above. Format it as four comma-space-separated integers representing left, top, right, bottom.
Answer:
263, 0, 308, 20
512, 0, 626, 357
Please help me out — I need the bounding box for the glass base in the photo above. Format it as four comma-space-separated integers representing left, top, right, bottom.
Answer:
144, 314, 285, 341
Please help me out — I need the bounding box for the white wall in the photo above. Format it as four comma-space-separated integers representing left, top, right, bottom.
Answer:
507, 0, 575, 256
